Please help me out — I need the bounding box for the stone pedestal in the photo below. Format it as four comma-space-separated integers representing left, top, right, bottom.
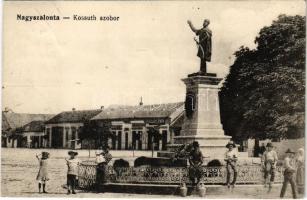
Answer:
169, 74, 231, 159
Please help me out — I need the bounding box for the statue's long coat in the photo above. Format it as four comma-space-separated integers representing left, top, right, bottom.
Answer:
196, 28, 212, 62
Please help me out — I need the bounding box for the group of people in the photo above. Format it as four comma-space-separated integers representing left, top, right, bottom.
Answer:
35, 142, 304, 198
186, 140, 239, 188
188, 140, 305, 198
36, 150, 81, 195
259, 142, 305, 198
35, 146, 112, 195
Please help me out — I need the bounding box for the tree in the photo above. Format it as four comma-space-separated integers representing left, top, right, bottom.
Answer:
220, 15, 305, 141
79, 120, 112, 149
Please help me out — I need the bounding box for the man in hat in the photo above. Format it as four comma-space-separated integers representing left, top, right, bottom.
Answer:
103, 146, 112, 165
95, 147, 105, 192
65, 151, 80, 194
261, 142, 278, 191
280, 148, 297, 199
224, 141, 238, 188
97, 146, 113, 191
188, 141, 204, 187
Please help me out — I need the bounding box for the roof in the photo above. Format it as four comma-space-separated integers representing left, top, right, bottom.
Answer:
18, 120, 46, 133
91, 102, 184, 120
46, 109, 102, 124
2, 112, 54, 132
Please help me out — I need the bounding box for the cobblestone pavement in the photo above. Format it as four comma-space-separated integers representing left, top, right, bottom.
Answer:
1, 148, 304, 198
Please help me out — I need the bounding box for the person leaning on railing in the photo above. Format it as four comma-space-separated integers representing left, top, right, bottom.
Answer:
95, 148, 105, 192
188, 141, 204, 187
95, 146, 112, 192
224, 141, 238, 189
224, 141, 238, 188
102, 147, 112, 183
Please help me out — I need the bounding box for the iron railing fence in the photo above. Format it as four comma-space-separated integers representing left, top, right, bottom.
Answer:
78, 161, 284, 189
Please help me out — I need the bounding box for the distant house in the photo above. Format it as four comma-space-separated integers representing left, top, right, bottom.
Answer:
45, 109, 103, 149
15, 121, 47, 148
1, 111, 54, 148
90, 102, 184, 151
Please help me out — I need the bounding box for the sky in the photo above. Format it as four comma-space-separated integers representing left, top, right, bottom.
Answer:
2, 0, 305, 114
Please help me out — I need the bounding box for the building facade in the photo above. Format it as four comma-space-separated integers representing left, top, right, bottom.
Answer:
2, 103, 185, 150
15, 120, 47, 148
45, 109, 102, 149
1, 111, 53, 148
91, 102, 184, 151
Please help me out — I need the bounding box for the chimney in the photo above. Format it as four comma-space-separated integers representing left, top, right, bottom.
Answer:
139, 97, 143, 106
72, 108, 76, 111
100, 106, 104, 109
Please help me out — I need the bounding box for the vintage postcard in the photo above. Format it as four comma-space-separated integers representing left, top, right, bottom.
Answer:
2, 0, 305, 198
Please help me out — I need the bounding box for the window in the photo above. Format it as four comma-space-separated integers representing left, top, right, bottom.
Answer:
125, 132, 128, 150
162, 130, 167, 150
117, 131, 122, 150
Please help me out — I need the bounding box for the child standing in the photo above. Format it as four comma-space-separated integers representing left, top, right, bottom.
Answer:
36, 152, 50, 193
65, 151, 80, 195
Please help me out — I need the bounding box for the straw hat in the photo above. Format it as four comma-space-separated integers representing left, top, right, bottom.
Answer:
226, 141, 236, 148
42, 152, 50, 158
95, 150, 103, 155
285, 148, 295, 154
68, 151, 78, 156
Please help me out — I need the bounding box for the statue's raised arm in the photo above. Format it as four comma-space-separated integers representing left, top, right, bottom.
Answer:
187, 20, 198, 33
187, 19, 212, 74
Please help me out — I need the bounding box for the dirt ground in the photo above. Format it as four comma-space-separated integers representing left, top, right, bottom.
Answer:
1, 148, 304, 198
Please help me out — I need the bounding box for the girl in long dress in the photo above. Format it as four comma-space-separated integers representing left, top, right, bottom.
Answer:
296, 148, 304, 194
36, 152, 50, 193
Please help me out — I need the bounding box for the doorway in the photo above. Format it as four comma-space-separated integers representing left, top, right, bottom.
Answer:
51, 127, 64, 148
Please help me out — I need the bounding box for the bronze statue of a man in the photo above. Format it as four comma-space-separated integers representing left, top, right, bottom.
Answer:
187, 19, 212, 74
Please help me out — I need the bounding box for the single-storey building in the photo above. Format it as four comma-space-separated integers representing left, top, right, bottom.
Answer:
44, 109, 103, 149
43, 102, 184, 150
90, 102, 184, 151
2, 110, 53, 148
15, 120, 47, 148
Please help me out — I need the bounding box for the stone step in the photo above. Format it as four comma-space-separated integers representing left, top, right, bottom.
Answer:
100, 183, 284, 196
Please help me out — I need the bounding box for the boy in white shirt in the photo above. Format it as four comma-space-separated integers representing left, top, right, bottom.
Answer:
65, 151, 80, 195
